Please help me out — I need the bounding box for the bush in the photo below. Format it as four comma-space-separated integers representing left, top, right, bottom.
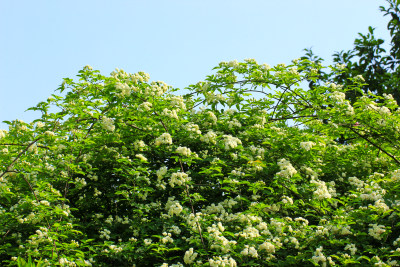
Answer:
1, 59, 400, 266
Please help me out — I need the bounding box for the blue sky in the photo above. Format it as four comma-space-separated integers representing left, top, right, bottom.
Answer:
0, 0, 392, 129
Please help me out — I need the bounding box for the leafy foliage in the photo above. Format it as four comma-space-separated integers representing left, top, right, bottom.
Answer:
303, 0, 400, 104
1, 59, 400, 266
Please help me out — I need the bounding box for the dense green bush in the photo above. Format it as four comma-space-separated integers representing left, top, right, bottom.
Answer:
1, 59, 400, 266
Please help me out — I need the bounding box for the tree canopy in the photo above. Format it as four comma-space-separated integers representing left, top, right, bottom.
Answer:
1, 58, 400, 266
303, 0, 400, 104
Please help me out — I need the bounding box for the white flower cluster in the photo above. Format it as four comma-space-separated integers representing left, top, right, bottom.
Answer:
336, 63, 346, 70
155, 133, 172, 146
110, 69, 150, 84
355, 74, 365, 82
40, 200, 50, 206
135, 154, 147, 161
200, 130, 217, 144
311, 246, 327, 266
169, 96, 186, 110
207, 222, 237, 253
224, 109, 237, 116
94, 188, 102, 197
186, 212, 202, 232
261, 63, 271, 71
169, 225, 181, 235
330, 91, 346, 102
244, 58, 257, 64
101, 117, 115, 132
231, 171, 246, 177
373, 199, 389, 213
366, 103, 391, 115
45, 130, 55, 136
109, 244, 123, 253
165, 197, 183, 216
281, 196, 293, 205
162, 108, 179, 120
236, 226, 260, 239
227, 60, 239, 68
156, 166, 168, 180
184, 248, 198, 264
222, 135, 242, 150
359, 181, 386, 201
391, 169, 400, 181
227, 118, 242, 129
289, 67, 299, 75
115, 82, 131, 97
176, 146, 191, 157
311, 179, 332, 200
138, 102, 152, 112
209, 256, 237, 267
368, 224, 386, 240
60, 257, 91, 267
248, 145, 265, 158
348, 176, 365, 189
241, 245, 258, 258
259, 241, 275, 253
344, 243, 357, 255
0, 130, 6, 139
148, 81, 169, 96
184, 123, 201, 135
203, 203, 225, 215
206, 111, 218, 124
204, 92, 221, 104
75, 178, 87, 189
99, 228, 111, 240
383, 93, 397, 106
169, 172, 190, 187
161, 232, 173, 244
300, 141, 315, 151
276, 158, 297, 178
27, 143, 38, 154
134, 140, 146, 151
393, 236, 400, 246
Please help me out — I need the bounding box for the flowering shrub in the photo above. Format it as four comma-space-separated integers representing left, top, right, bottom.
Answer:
1, 59, 400, 266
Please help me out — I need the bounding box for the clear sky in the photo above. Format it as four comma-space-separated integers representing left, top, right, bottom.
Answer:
0, 0, 392, 129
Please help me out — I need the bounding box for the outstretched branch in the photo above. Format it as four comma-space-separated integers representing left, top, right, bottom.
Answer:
346, 125, 400, 165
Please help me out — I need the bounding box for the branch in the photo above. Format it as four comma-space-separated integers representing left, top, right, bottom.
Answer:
0, 137, 42, 179
345, 126, 400, 165
179, 159, 209, 260
0, 143, 49, 150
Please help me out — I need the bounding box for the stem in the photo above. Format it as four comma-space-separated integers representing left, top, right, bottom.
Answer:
0, 137, 41, 179
346, 126, 400, 165
179, 159, 209, 260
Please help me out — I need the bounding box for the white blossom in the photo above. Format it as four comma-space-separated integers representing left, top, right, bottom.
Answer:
138, 102, 152, 112
222, 135, 242, 150
169, 172, 190, 187
165, 198, 183, 216
300, 141, 315, 151
276, 158, 297, 178
200, 130, 217, 144
155, 133, 172, 146
176, 146, 191, 157
259, 242, 275, 253
368, 224, 386, 240
101, 117, 115, 132
184, 248, 198, 264
312, 246, 327, 266
344, 243, 357, 255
